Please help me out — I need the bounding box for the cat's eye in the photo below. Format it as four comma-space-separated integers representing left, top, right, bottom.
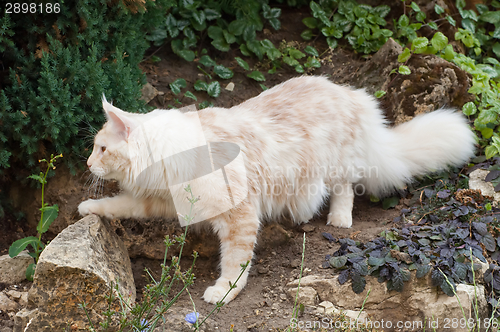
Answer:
101, 146, 106, 153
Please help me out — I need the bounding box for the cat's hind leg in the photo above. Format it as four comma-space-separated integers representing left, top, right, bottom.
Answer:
326, 180, 354, 228
203, 202, 260, 304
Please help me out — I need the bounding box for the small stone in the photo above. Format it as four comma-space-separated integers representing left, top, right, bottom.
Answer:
6, 290, 22, 299
140, 82, 159, 103
258, 266, 269, 274
247, 322, 258, 329
0, 251, 34, 285
225, 82, 235, 91
0, 292, 19, 312
19, 292, 28, 307
280, 294, 287, 301
287, 286, 317, 306
301, 224, 315, 232
290, 259, 301, 268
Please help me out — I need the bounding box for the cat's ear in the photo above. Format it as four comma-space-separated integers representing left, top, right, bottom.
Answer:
102, 95, 136, 141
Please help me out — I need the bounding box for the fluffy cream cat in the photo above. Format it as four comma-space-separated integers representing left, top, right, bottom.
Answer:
78, 76, 475, 304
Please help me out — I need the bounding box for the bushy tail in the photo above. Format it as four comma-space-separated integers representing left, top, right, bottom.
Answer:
362, 109, 476, 196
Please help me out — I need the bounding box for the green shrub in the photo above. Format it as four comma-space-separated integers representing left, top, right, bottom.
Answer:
0, 0, 171, 177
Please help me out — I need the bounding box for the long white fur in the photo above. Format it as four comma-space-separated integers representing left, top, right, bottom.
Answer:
79, 76, 476, 304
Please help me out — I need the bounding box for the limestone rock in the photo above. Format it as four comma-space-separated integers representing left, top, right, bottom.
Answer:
15, 215, 136, 332
141, 82, 159, 103
287, 286, 318, 306
0, 292, 19, 312
342, 38, 473, 125
469, 169, 500, 204
0, 251, 34, 285
288, 273, 488, 332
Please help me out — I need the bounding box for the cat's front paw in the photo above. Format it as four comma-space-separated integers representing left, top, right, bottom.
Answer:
78, 199, 101, 217
202, 283, 240, 304
327, 212, 352, 228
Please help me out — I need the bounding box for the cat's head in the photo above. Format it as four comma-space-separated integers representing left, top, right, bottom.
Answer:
87, 96, 138, 180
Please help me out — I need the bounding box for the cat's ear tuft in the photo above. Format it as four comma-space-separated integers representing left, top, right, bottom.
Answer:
102, 95, 136, 142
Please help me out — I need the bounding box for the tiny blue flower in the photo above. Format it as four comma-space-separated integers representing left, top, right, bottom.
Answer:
185, 312, 199, 324
139, 319, 149, 331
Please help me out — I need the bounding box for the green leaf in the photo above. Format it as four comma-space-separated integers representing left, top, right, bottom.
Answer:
462, 102, 477, 116
302, 17, 318, 29
480, 11, 500, 24
310, 1, 330, 27
410, 2, 420, 12
326, 37, 338, 49
485, 145, 499, 159
184, 91, 197, 101
207, 81, 221, 98
382, 196, 399, 209
416, 264, 431, 278
211, 39, 230, 52
235, 57, 250, 71
192, 10, 205, 26
443, 44, 455, 60
434, 4, 445, 15
247, 40, 264, 60
204, 8, 221, 21
305, 57, 321, 68
259, 84, 268, 91
25, 263, 36, 281
398, 14, 409, 27
398, 65, 411, 75
482, 128, 493, 139
228, 20, 246, 36
194, 80, 208, 91
411, 37, 429, 51
38, 204, 58, 233
301, 29, 314, 40
9, 237, 40, 258
304, 46, 319, 57
178, 50, 195, 62
368, 256, 385, 267
295, 65, 305, 73
240, 44, 251, 56
446, 15, 456, 26
223, 30, 236, 44
169, 78, 187, 95
373, 5, 390, 18
289, 49, 306, 59
428, 21, 438, 30
398, 48, 411, 63
431, 32, 448, 51
374, 90, 386, 98
493, 42, 500, 58
213, 65, 234, 79
329, 255, 347, 268
247, 71, 266, 81
199, 55, 216, 67
27, 174, 44, 184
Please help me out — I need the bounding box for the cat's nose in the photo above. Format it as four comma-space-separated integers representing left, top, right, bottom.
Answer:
87, 161, 92, 168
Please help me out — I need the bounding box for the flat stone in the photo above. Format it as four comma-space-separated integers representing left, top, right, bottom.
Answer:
288, 273, 488, 332
287, 286, 317, 306
141, 82, 159, 103
6, 290, 22, 299
0, 251, 34, 285
225, 82, 235, 91
469, 169, 500, 204
0, 292, 19, 312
